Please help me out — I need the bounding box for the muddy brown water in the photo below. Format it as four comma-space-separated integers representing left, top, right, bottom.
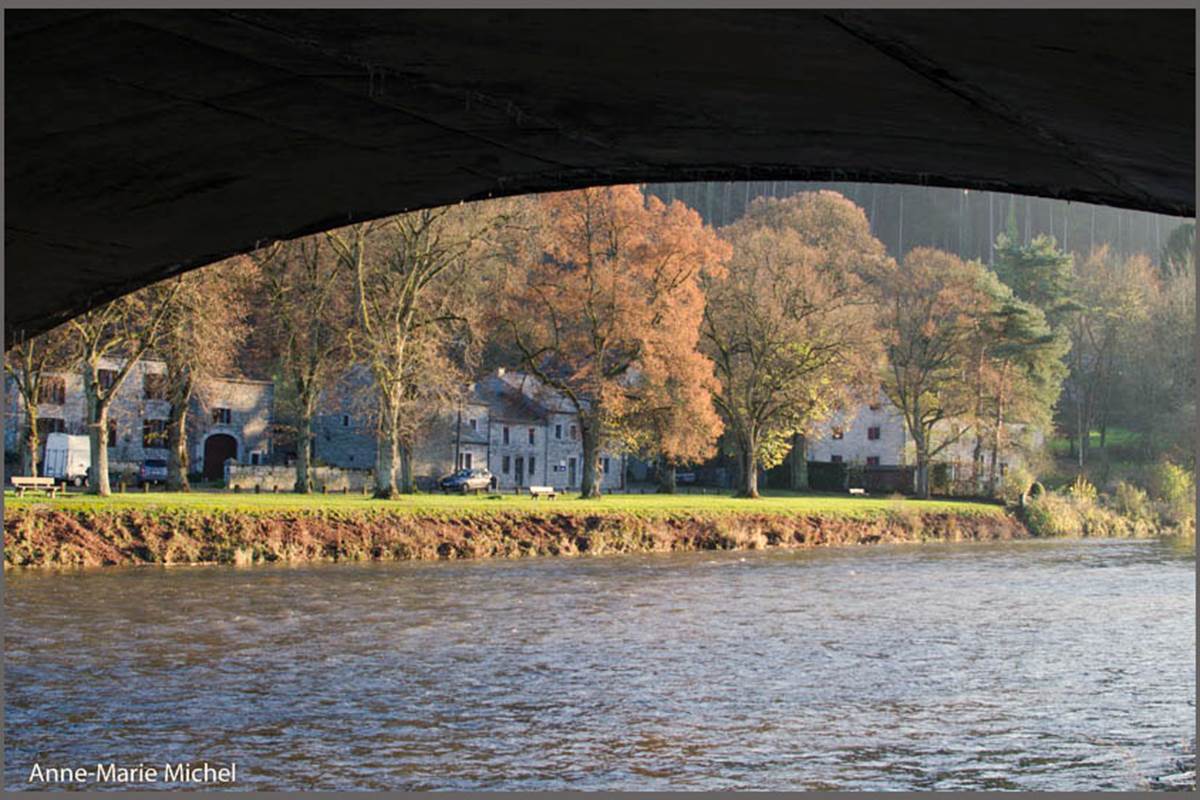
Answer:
5, 537, 1195, 790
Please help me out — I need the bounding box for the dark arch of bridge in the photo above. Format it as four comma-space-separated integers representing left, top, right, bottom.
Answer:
5, 10, 1194, 342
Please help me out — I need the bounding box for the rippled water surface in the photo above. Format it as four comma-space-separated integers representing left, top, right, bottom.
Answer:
5, 538, 1195, 790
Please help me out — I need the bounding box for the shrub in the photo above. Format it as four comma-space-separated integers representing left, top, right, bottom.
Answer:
1023, 493, 1076, 538
1000, 466, 1035, 506
1065, 474, 1098, 502
1112, 481, 1156, 525
1023, 489, 1152, 539
1148, 460, 1196, 526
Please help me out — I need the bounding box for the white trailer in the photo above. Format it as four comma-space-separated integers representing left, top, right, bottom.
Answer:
42, 433, 91, 486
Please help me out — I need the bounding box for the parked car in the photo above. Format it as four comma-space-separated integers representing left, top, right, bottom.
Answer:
139, 458, 168, 486
439, 467, 493, 494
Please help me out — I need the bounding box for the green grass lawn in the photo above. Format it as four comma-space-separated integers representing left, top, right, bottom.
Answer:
3, 487, 1005, 519
1048, 426, 1143, 456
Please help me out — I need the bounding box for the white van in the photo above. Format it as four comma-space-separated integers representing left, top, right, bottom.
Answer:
43, 433, 91, 486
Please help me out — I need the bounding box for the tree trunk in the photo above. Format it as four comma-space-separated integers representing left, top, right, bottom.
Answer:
399, 443, 414, 494
166, 371, 193, 492
913, 431, 931, 499
988, 378, 1007, 496
88, 395, 112, 496
22, 413, 38, 478
657, 458, 677, 494
579, 421, 602, 498
295, 413, 314, 493
737, 435, 759, 498
374, 422, 399, 499
789, 433, 809, 491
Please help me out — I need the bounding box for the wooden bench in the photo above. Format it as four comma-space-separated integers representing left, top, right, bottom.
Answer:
11, 476, 59, 498
528, 485, 557, 500
848, 487, 867, 496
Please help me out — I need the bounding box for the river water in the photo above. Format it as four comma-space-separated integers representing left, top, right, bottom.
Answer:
5, 538, 1195, 790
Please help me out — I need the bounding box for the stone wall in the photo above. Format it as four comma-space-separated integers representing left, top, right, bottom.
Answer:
226, 464, 375, 492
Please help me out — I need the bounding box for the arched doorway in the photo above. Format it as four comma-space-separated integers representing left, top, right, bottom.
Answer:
203, 434, 238, 482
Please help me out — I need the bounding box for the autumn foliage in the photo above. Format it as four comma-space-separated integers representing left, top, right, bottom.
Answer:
499, 185, 730, 497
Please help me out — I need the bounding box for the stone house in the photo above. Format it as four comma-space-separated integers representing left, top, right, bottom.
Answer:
5, 357, 273, 481
806, 397, 908, 467
312, 368, 625, 492
803, 392, 1040, 491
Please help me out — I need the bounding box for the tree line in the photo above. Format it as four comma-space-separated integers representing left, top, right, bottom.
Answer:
7, 186, 1194, 500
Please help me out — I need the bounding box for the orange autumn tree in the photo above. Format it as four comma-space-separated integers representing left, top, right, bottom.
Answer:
500, 185, 730, 498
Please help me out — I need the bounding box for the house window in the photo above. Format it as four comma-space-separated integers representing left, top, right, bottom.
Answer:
528, 427, 535, 445
569, 424, 578, 441
142, 419, 167, 448
831, 427, 844, 440
866, 456, 881, 467
867, 426, 881, 441
36, 417, 66, 438
38, 376, 65, 405
502, 455, 511, 473
342, 414, 350, 427
830, 455, 843, 463
98, 369, 118, 391
464, 453, 473, 469
250, 452, 261, 465
603, 457, 610, 474
469, 418, 477, 432
212, 407, 232, 425
869, 401, 882, 411
143, 372, 167, 401
555, 424, 562, 440
502, 426, 510, 445
527, 455, 535, 475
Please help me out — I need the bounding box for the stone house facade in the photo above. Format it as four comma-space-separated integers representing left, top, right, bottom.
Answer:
806, 397, 909, 467
5, 357, 273, 480
804, 392, 1039, 488
312, 368, 625, 492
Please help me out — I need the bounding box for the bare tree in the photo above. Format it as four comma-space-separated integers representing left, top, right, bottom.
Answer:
149, 266, 251, 491
4, 324, 77, 477
255, 237, 349, 493
70, 284, 179, 495
327, 210, 482, 497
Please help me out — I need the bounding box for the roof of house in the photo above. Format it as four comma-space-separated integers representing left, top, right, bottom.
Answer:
470, 374, 552, 424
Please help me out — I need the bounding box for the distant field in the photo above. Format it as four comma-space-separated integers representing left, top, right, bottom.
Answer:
3, 488, 1005, 519
1048, 426, 1142, 456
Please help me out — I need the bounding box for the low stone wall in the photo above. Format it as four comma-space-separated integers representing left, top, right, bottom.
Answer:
225, 464, 375, 492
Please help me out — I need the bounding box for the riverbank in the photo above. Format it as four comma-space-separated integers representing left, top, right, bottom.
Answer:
3, 491, 1023, 568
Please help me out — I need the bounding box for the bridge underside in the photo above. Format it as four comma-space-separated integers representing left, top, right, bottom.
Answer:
6, 10, 1194, 340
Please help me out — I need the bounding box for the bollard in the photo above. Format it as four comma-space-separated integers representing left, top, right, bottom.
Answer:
322, 485, 328, 495
234, 485, 241, 494
143, 482, 149, 493
342, 486, 348, 495
255, 484, 261, 494
119, 481, 126, 494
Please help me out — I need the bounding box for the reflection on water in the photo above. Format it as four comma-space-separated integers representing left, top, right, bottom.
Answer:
5, 538, 1195, 790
